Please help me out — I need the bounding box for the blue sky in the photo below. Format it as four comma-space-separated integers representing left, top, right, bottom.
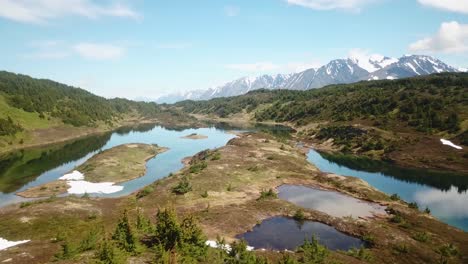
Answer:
0, 0, 467, 99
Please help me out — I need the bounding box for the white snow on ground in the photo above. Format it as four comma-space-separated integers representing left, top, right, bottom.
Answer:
66, 181, 123, 194
205, 240, 254, 252
59, 170, 123, 194
0, 238, 30, 251
440, 139, 463, 150
59, 170, 84, 180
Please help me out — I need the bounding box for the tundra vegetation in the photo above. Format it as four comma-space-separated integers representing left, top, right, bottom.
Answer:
0, 133, 466, 263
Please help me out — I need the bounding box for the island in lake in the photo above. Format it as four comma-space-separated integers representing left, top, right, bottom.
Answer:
17, 143, 167, 198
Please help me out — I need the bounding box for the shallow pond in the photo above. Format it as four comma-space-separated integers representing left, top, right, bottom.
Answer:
307, 150, 468, 231
0, 123, 293, 207
278, 185, 386, 218
236, 217, 366, 251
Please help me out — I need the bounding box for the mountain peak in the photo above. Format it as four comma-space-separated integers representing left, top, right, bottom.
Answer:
156, 55, 460, 103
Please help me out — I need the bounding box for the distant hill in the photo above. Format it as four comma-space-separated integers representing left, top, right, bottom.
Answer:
158, 55, 463, 103
174, 73, 468, 171
175, 73, 468, 134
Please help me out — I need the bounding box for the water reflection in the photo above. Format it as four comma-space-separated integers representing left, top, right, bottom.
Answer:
317, 151, 468, 193
236, 217, 366, 251
277, 185, 386, 218
0, 133, 111, 193
307, 149, 468, 231
1, 123, 283, 207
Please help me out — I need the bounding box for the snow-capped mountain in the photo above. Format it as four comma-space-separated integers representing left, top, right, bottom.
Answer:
368, 55, 460, 80
156, 55, 462, 103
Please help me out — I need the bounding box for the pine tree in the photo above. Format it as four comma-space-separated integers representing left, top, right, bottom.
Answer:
112, 210, 137, 254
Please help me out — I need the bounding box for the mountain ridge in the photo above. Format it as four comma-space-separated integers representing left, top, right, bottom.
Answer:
157, 55, 463, 103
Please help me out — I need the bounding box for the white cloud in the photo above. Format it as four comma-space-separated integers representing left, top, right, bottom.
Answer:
0, 0, 141, 24
225, 6, 240, 17
73, 43, 125, 60
409, 21, 468, 54
226, 62, 280, 72
418, 0, 468, 14
285, 0, 379, 11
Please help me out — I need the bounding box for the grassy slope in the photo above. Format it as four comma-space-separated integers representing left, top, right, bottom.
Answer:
78, 143, 167, 183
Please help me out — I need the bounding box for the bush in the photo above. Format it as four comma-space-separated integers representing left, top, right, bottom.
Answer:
413, 232, 430, 243
393, 243, 409, 254
172, 177, 192, 195
297, 236, 329, 263
408, 202, 419, 209
189, 161, 207, 173
257, 189, 277, 200
79, 229, 101, 252
211, 152, 221, 161
437, 243, 459, 263
201, 190, 208, 198
226, 240, 267, 264
55, 240, 76, 260
137, 186, 154, 199
390, 193, 400, 201
293, 209, 305, 222
362, 233, 376, 247
95, 237, 127, 264
390, 214, 403, 224
424, 207, 431, 214
346, 247, 373, 261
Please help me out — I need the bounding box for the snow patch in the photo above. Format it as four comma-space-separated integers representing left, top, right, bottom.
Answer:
0, 238, 30, 251
440, 139, 462, 150
59, 170, 84, 180
59, 170, 124, 194
66, 181, 123, 194
205, 240, 254, 252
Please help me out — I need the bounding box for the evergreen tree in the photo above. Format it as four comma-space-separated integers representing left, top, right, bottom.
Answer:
112, 210, 137, 254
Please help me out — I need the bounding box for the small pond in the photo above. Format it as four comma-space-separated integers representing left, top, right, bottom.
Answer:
277, 184, 386, 218
236, 217, 366, 251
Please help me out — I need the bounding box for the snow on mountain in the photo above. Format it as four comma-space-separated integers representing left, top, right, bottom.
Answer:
156, 55, 461, 103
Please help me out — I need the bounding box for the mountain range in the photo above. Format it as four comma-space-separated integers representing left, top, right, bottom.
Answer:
156, 55, 464, 103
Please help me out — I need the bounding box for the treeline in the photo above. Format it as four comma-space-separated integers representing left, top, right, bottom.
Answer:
55, 208, 332, 264
0, 71, 161, 127
175, 73, 468, 134
0, 116, 22, 136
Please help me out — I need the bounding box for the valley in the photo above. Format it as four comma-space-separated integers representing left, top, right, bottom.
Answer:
0, 72, 466, 263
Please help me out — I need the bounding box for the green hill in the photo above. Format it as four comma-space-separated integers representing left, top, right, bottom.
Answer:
175, 73, 468, 171
0, 71, 190, 152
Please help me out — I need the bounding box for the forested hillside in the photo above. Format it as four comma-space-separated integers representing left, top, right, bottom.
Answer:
175, 73, 468, 171
176, 73, 467, 134
0, 71, 161, 131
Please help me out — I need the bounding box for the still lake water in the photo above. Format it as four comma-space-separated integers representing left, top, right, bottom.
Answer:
307, 150, 468, 231
0, 123, 466, 232
237, 216, 366, 251
0, 124, 238, 207
277, 184, 387, 219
